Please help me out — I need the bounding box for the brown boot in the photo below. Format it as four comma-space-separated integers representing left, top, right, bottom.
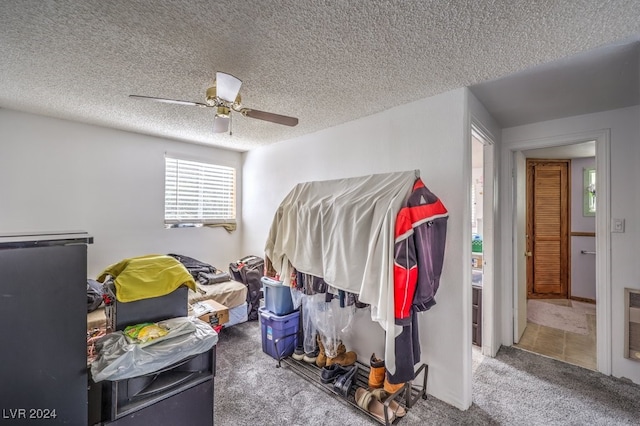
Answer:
326, 342, 357, 367
383, 372, 406, 395
324, 340, 345, 366
368, 353, 385, 389
315, 335, 327, 368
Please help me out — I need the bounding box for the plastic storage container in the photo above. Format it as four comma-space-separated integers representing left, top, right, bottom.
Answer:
472, 234, 483, 253
259, 307, 299, 360
261, 276, 294, 315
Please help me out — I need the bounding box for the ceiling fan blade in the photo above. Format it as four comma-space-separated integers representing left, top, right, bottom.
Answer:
242, 109, 299, 127
215, 72, 242, 103
212, 115, 230, 133
129, 94, 209, 107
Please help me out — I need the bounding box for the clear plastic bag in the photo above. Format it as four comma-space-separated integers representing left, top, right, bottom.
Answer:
307, 293, 355, 358
300, 294, 317, 353
90, 316, 218, 382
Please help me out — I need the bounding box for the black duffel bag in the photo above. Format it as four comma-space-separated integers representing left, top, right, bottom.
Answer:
229, 255, 265, 321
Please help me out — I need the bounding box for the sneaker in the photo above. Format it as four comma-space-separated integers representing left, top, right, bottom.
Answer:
292, 344, 305, 361
303, 349, 319, 363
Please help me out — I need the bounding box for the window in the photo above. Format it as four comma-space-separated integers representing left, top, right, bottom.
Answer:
583, 167, 596, 217
165, 156, 236, 231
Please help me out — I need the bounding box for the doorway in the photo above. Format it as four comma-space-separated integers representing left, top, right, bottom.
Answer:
470, 123, 495, 358
507, 133, 609, 373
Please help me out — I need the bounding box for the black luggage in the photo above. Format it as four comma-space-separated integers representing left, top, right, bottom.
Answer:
229, 255, 265, 321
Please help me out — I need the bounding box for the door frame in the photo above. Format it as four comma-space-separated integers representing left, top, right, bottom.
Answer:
470, 120, 496, 357
501, 129, 611, 375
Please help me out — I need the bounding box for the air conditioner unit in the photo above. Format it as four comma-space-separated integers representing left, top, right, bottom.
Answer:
624, 288, 640, 361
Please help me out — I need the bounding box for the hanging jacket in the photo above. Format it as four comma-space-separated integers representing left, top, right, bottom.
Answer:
387, 178, 448, 381
393, 178, 448, 325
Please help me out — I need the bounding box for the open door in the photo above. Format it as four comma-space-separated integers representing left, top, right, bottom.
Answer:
514, 152, 527, 343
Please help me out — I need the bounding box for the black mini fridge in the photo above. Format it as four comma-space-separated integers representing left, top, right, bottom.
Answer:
0, 232, 93, 425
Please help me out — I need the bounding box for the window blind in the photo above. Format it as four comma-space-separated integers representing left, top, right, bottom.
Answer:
165, 157, 236, 227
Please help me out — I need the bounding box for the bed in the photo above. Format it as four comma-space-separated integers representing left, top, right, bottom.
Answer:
87, 279, 248, 330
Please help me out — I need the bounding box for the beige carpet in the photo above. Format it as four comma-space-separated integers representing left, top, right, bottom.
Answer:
527, 299, 589, 335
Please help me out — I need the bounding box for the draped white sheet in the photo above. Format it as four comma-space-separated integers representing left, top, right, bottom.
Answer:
265, 170, 417, 373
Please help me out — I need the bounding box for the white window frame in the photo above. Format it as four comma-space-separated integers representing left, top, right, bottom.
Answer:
164, 156, 236, 230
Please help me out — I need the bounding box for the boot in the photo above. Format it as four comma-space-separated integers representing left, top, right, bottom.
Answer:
383, 372, 406, 395
315, 334, 327, 368
326, 342, 357, 367
368, 353, 385, 389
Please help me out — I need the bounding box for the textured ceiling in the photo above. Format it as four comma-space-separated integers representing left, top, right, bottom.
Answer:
1, 1, 640, 152
471, 40, 640, 128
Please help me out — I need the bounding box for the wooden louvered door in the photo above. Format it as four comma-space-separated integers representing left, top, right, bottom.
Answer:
526, 159, 570, 299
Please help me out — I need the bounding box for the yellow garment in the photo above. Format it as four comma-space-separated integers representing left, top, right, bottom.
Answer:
98, 255, 197, 302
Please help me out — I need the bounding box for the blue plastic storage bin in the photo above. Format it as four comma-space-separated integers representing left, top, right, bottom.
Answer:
261, 276, 294, 315
259, 307, 299, 360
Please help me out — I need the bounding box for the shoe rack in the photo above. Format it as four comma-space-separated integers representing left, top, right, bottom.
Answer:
280, 356, 428, 425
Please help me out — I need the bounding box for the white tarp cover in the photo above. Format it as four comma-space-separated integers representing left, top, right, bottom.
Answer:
265, 171, 417, 371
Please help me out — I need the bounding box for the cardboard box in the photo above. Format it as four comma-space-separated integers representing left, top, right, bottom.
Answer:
193, 299, 229, 326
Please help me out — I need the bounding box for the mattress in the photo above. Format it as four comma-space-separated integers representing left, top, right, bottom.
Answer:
188, 280, 248, 309
226, 302, 248, 327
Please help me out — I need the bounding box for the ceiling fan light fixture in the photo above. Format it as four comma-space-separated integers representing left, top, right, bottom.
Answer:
212, 115, 230, 133
129, 71, 298, 135
215, 72, 242, 103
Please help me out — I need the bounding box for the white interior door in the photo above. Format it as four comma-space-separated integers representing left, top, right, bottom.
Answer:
514, 151, 527, 343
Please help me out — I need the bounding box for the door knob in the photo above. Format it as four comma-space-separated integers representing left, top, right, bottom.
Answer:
525, 251, 532, 257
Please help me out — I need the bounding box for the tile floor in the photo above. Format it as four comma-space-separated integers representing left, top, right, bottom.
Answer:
514, 299, 597, 370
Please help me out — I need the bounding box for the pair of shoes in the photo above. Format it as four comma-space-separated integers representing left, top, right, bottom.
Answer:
334, 365, 357, 397
316, 334, 327, 368
355, 387, 396, 423
320, 364, 352, 384
303, 349, 319, 363
369, 388, 407, 418
368, 353, 385, 388
383, 372, 406, 395
292, 344, 305, 361
326, 341, 357, 367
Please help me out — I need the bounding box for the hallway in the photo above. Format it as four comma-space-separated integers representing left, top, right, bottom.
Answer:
515, 299, 597, 370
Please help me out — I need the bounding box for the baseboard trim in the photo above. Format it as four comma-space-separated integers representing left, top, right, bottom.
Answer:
570, 296, 596, 304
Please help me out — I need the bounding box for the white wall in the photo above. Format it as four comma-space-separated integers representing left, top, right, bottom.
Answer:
472, 167, 483, 232
242, 88, 472, 409
0, 109, 243, 277
501, 105, 640, 384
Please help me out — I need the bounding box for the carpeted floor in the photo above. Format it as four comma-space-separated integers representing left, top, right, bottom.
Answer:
214, 321, 640, 425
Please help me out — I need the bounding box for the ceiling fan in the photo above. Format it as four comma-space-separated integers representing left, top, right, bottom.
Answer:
129, 72, 298, 134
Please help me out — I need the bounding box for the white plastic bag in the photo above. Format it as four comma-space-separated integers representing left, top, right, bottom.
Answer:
90, 316, 217, 382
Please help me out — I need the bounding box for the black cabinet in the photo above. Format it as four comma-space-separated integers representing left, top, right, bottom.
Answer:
99, 347, 215, 426
472, 285, 482, 347
103, 379, 213, 426
0, 232, 92, 425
